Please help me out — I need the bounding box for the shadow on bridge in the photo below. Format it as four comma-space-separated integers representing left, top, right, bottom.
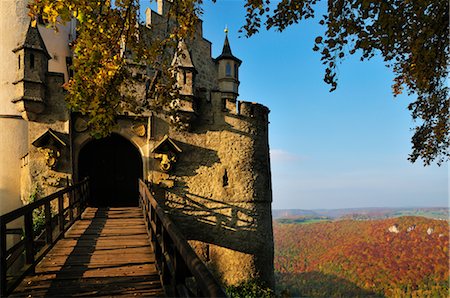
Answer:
9, 207, 164, 297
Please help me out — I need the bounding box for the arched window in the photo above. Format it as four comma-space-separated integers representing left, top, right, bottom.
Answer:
30, 53, 35, 69
225, 62, 231, 77
234, 64, 239, 80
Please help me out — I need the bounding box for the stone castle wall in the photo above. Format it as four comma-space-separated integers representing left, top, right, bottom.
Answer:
0, 0, 32, 215
161, 94, 274, 285
1, 0, 274, 288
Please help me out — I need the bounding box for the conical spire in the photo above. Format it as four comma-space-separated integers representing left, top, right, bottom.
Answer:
221, 34, 233, 57
216, 29, 241, 65
12, 23, 51, 59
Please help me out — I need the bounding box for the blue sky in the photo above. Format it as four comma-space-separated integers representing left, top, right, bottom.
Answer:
143, 1, 448, 210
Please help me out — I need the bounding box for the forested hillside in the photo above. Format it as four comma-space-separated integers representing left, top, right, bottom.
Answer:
274, 216, 449, 297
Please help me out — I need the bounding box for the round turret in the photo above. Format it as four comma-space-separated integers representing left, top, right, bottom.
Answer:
0, 0, 33, 215
0, 1, 73, 215
215, 30, 241, 102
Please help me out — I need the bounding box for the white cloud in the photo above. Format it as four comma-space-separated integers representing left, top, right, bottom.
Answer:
270, 149, 303, 162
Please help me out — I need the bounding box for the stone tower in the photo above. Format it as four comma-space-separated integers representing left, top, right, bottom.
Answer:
12, 24, 51, 121
216, 31, 242, 102
1, 0, 274, 288
0, 1, 74, 214
0, 0, 35, 215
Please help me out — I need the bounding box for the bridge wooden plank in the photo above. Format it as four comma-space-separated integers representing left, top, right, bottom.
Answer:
42, 246, 154, 257
45, 239, 151, 248
10, 207, 165, 297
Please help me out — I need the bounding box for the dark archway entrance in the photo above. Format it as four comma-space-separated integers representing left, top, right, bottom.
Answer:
78, 134, 143, 207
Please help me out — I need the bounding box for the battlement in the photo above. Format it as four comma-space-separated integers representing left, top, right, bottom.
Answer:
222, 98, 270, 121
239, 100, 270, 119
145, 0, 204, 37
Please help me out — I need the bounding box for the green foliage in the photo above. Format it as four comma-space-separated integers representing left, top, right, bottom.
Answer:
32, 209, 46, 235
27, 185, 46, 235
226, 280, 275, 298
390, 210, 449, 220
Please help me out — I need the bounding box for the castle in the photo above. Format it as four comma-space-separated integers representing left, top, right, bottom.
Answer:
0, 0, 274, 287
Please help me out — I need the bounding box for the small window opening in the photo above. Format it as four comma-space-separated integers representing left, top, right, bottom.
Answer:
222, 169, 229, 187
234, 64, 239, 79
66, 57, 74, 78
183, 70, 187, 85
221, 98, 227, 111
225, 62, 231, 77
18, 55, 21, 69
30, 53, 35, 69
205, 244, 210, 262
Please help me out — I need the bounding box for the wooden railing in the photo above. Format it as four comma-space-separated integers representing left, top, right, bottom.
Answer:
139, 180, 227, 297
0, 179, 90, 297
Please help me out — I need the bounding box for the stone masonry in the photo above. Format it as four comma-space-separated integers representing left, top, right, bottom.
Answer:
0, 0, 274, 287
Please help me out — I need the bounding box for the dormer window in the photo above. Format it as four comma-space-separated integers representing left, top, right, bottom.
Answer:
225, 62, 231, 77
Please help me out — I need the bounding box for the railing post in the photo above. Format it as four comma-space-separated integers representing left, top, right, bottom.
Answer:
68, 190, 74, 223
0, 220, 7, 297
138, 179, 227, 298
139, 184, 142, 208
58, 195, 65, 233
174, 250, 188, 287
24, 211, 35, 266
0, 180, 91, 297
76, 186, 82, 217
44, 201, 53, 245
80, 182, 87, 210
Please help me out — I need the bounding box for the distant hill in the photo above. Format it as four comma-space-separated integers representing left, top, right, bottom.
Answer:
274, 216, 449, 297
272, 209, 320, 219
273, 207, 449, 220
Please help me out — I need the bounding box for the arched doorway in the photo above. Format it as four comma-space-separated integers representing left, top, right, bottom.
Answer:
78, 134, 143, 207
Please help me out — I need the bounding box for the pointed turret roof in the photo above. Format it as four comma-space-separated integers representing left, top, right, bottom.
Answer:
216, 33, 242, 65
172, 40, 196, 69
13, 23, 51, 59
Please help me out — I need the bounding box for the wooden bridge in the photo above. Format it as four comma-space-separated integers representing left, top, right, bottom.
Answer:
0, 180, 226, 297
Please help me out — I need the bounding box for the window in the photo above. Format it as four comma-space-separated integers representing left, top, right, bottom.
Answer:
225, 62, 231, 77
234, 64, 239, 80
30, 53, 35, 69
18, 55, 21, 69
66, 57, 74, 78
223, 169, 229, 187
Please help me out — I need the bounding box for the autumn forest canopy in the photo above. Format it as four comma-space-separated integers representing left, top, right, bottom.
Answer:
29, 0, 449, 166
274, 216, 449, 297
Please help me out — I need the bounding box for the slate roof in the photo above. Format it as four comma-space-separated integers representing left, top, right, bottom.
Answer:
215, 35, 242, 65
13, 23, 51, 59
